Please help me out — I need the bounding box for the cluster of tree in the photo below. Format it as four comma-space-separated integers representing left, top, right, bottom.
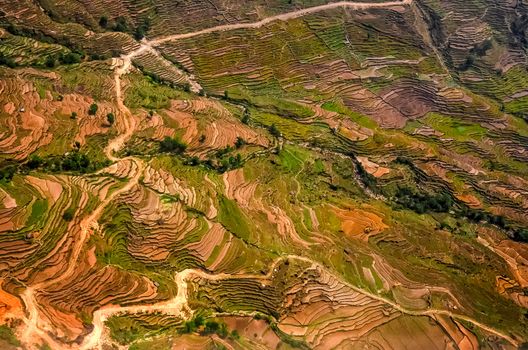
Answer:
459, 206, 506, 227
0, 50, 84, 70
515, 228, 528, 243
177, 138, 245, 173
181, 316, 230, 338
159, 136, 187, 154
458, 205, 528, 243
0, 53, 17, 68
218, 154, 243, 172
112, 16, 129, 32
213, 143, 244, 172
133, 18, 151, 40
44, 52, 84, 67
99, 15, 151, 40
394, 186, 453, 214
60, 151, 91, 171
0, 164, 16, 183
26, 150, 105, 174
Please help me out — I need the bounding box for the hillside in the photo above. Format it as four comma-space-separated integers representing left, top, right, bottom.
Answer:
0, 0, 527, 349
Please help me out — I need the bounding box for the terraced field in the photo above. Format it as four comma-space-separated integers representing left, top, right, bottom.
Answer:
0, 0, 528, 349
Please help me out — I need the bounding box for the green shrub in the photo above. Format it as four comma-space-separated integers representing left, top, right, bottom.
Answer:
0, 325, 20, 346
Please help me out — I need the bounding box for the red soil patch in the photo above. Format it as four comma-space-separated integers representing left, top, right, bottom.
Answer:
0, 280, 23, 322
456, 193, 481, 208
357, 156, 390, 178
186, 222, 226, 262
333, 206, 388, 241
223, 169, 256, 208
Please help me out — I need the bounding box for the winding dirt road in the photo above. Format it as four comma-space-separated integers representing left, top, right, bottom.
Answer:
146, 0, 411, 47
20, 52, 146, 350
17, 0, 520, 348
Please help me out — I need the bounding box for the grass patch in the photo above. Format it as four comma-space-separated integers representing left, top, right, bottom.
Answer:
124, 73, 189, 110
0, 325, 20, 347
217, 195, 251, 241
26, 198, 48, 227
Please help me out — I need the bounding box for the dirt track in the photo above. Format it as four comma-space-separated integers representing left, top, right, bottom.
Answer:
148, 0, 412, 47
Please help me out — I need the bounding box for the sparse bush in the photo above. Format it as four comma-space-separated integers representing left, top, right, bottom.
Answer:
70, 112, 77, 120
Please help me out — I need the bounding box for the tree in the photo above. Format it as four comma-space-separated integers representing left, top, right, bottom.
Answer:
27, 155, 43, 169
106, 113, 115, 125
269, 124, 281, 138
241, 111, 250, 124
45, 55, 56, 68
70, 112, 77, 120
62, 208, 75, 221
99, 16, 108, 28
133, 18, 151, 40
235, 137, 245, 149
88, 103, 98, 116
